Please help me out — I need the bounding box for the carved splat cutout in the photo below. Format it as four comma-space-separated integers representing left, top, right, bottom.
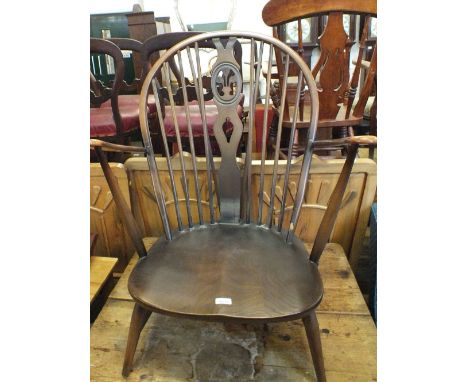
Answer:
311, 12, 353, 119
222, 117, 233, 143
212, 63, 241, 104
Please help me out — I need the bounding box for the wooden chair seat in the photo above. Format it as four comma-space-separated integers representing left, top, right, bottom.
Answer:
128, 224, 323, 321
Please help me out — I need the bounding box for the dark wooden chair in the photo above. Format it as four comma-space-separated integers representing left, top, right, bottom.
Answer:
90, 38, 141, 148
105, 37, 159, 117
140, 31, 245, 156
262, 0, 377, 156
105, 38, 145, 96
91, 31, 376, 381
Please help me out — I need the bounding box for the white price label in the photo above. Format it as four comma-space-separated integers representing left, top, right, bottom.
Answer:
215, 297, 232, 305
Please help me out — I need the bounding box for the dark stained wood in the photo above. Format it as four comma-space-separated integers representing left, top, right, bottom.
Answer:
128, 224, 323, 322
127, 11, 158, 43
126, 11, 158, 78
262, 0, 376, 26
310, 136, 377, 264
352, 45, 377, 119
122, 303, 152, 377
90, 139, 146, 153
92, 31, 376, 380
368, 90, 377, 160
108, 38, 143, 93
90, 38, 142, 161
90, 38, 125, 139
92, 241, 376, 381
310, 143, 358, 263
345, 16, 371, 120
303, 312, 327, 382
312, 12, 351, 120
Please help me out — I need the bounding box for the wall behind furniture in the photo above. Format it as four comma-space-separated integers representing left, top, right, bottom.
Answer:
89, 0, 271, 35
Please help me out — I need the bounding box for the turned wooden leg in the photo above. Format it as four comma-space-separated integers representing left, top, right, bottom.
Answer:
122, 303, 152, 377
302, 311, 326, 382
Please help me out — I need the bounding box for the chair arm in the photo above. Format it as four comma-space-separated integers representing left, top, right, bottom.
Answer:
346, 135, 377, 147
312, 135, 377, 149
90, 139, 147, 154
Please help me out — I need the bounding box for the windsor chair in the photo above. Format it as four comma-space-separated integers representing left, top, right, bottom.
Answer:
91, 31, 376, 381
262, 0, 377, 155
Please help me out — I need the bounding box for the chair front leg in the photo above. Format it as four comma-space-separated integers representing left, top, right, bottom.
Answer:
122, 303, 152, 377
302, 311, 326, 382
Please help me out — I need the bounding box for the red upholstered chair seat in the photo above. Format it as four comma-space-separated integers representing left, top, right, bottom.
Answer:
90, 106, 140, 138
164, 103, 243, 138
102, 94, 157, 114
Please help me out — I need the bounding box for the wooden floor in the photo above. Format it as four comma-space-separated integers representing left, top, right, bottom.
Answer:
91, 238, 376, 381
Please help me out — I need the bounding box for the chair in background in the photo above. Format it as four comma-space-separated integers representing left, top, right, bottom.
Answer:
104, 37, 160, 119
354, 57, 377, 159
262, 0, 377, 156
106, 38, 144, 95
90, 38, 141, 153
91, 31, 376, 381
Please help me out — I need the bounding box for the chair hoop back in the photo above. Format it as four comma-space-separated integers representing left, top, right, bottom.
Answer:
90, 38, 125, 102
262, 0, 376, 26
138, 31, 319, 242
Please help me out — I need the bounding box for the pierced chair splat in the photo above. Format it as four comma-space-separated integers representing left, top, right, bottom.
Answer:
91, 31, 377, 382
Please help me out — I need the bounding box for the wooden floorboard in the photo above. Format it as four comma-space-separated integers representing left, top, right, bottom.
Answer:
92, 238, 376, 381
